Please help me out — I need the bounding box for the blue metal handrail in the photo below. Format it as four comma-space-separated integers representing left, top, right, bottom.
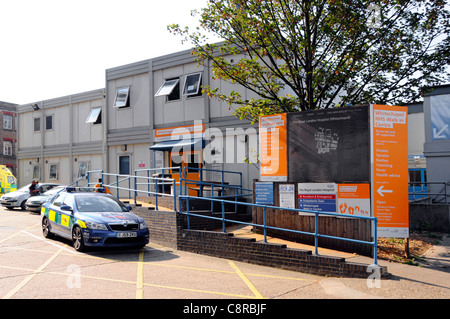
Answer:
84, 168, 379, 266
86, 169, 179, 211
178, 195, 379, 266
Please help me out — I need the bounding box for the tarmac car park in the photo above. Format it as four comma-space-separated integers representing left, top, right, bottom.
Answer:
41, 187, 150, 251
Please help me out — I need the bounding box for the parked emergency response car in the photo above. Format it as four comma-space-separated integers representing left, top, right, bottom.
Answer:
41, 187, 149, 251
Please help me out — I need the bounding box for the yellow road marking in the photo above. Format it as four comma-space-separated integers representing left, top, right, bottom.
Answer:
41, 270, 257, 299
0, 223, 40, 245
228, 260, 265, 299
0, 213, 29, 223
1, 245, 315, 282
136, 249, 144, 299
2, 247, 64, 299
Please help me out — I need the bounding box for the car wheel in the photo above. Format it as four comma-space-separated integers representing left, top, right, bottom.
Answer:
72, 226, 86, 252
20, 201, 26, 210
42, 217, 53, 238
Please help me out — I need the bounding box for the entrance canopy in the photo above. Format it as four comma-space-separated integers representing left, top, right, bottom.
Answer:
149, 138, 204, 151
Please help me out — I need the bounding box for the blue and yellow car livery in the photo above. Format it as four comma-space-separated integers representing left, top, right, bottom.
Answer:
41, 187, 149, 251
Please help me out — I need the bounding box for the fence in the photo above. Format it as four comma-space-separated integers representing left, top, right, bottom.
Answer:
409, 181, 450, 204
85, 169, 179, 211
80, 167, 379, 266
178, 194, 379, 266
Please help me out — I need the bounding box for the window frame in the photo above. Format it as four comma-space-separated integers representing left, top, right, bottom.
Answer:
33, 118, 41, 132
32, 165, 40, 180
3, 114, 12, 130
113, 86, 131, 108
77, 162, 89, 178
182, 72, 203, 97
45, 115, 53, 131
49, 163, 59, 180
155, 78, 181, 102
86, 107, 102, 124
3, 140, 12, 156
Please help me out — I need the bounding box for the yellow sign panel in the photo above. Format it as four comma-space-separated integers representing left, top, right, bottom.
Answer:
61, 215, 70, 228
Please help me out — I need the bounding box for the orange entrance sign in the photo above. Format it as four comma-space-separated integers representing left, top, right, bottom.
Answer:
371, 104, 409, 238
259, 113, 287, 181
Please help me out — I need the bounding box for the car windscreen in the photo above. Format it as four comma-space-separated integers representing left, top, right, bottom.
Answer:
44, 186, 64, 196
17, 184, 31, 192
75, 195, 128, 213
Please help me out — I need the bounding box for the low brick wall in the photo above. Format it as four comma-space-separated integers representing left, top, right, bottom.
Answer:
132, 206, 386, 278
177, 229, 386, 278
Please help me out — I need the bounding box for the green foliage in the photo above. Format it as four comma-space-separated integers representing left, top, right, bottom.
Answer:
169, 0, 450, 123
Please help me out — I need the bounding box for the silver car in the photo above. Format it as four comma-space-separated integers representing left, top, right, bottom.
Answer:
0, 183, 62, 210
25, 185, 65, 212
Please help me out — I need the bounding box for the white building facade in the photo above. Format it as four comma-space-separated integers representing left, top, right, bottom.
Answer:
17, 49, 260, 191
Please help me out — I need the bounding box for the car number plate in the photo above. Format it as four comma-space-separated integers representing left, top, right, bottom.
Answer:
117, 232, 137, 238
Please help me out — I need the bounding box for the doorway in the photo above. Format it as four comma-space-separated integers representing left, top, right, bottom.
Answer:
170, 150, 202, 196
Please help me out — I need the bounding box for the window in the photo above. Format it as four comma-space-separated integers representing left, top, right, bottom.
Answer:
119, 155, 130, 175
51, 193, 66, 208
186, 153, 201, 172
113, 86, 130, 108
7, 175, 16, 185
34, 118, 40, 132
155, 78, 180, 101
33, 165, 40, 180
45, 115, 53, 130
86, 107, 102, 124
183, 73, 202, 97
3, 114, 12, 130
77, 162, 89, 178
3, 141, 12, 156
49, 164, 58, 180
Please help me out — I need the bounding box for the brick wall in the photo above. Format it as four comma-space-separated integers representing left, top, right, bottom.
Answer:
131, 205, 387, 278
177, 229, 387, 278
0, 102, 18, 177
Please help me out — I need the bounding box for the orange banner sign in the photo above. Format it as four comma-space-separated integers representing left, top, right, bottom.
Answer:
371, 104, 409, 238
259, 113, 287, 181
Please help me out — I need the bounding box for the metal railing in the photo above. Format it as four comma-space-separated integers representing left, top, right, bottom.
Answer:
178, 195, 379, 266
409, 181, 450, 204
81, 167, 379, 265
85, 169, 180, 211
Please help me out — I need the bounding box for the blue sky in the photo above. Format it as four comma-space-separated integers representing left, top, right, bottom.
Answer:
0, 0, 216, 104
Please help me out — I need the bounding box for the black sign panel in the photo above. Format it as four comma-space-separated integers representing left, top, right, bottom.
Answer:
287, 106, 370, 183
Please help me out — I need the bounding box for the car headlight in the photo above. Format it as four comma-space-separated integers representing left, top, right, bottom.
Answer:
86, 221, 108, 230
139, 220, 147, 230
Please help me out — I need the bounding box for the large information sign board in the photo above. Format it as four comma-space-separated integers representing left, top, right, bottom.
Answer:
287, 106, 370, 183
259, 113, 287, 181
371, 104, 409, 238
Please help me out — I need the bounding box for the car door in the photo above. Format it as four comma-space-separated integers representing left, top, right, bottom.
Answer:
48, 193, 66, 236
58, 194, 75, 238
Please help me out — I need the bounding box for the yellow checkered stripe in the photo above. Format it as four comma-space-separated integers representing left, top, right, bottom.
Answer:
41, 207, 87, 228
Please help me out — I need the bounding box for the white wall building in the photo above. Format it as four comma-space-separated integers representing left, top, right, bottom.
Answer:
17, 89, 105, 186
17, 49, 260, 192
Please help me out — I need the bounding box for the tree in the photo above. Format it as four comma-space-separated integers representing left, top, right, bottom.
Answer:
169, 0, 450, 123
